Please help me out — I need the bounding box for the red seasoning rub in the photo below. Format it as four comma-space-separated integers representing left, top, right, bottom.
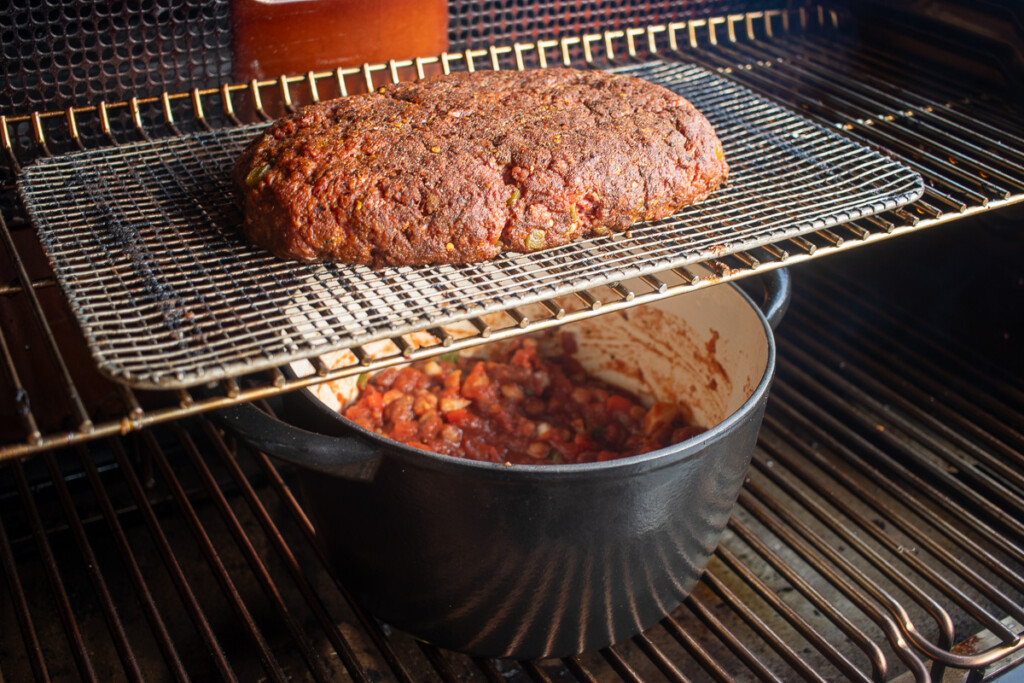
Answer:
234, 68, 728, 267
340, 335, 704, 465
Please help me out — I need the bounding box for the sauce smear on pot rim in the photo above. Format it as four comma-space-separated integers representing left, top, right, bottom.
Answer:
340, 334, 704, 465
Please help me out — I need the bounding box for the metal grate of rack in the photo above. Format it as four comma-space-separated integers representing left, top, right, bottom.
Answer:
16, 60, 922, 390
1, 7, 1023, 460
1, 253, 1021, 682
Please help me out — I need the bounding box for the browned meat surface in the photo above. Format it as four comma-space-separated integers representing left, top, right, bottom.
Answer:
233, 68, 728, 267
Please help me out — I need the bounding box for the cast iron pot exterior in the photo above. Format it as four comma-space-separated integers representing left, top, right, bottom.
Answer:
290, 385, 767, 658
219, 270, 788, 659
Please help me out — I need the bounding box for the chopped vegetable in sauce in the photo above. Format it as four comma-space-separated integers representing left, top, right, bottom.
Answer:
340, 334, 704, 465
525, 229, 546, 251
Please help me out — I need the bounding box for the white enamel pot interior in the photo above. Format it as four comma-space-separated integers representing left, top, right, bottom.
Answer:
296, 275, 773, 436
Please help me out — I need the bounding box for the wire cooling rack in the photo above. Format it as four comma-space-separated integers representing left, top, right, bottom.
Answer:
18, 60, 923, 389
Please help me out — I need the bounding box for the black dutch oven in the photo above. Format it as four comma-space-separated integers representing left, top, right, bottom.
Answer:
218, 269, 790, 659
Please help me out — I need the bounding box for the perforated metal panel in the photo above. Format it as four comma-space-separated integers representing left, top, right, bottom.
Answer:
0, 0, 233, 115
445, 0, 790, 51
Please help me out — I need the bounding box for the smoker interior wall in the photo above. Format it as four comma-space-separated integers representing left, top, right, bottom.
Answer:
0, 1, 234, 116
846, 0, 1024, 94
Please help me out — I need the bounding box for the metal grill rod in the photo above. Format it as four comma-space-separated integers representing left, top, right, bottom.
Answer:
763, 408, 1024, 603
658, 612, 734, 682
718, 537, 880, 681
0, 321, 40, 446
785, 35, 1024, 172
10, 462, 98, 682
630, 632, 690, 682
242, 409, 421, 682
105, 437, 240, 682
75, 446, 189, 681
683, 590, 787, 682
700, 569, 830, 681
649, 52, 967, 213
672, 45, 1001, 209
728, 40, 1024, 196
172, 424, 337, 683
600, 645, 648, 682
808, 273, 1024, 421
821, 33, 1024, 144
745, 471, 963, 661
417, 643, 463, 682
750, 448, 1018, 641
196, 418, 395, 682
0, 212, 91, 434
0, 277, 56, 295
0, 499, 49, 681
763, 430, 1024, 640
469, 657, 509, 683
140, 430, 289, 682
740, 33, 1002, 140
790, 299, 1024, 518
766, 384, 1024, 667
787, 310, 1024, 494
723, 519, 890, 681
737, 482, 934, 680
643, 41, 1000, 209
520, 660, 559, 682
778, 352, 1024, 540
781, 316, 1024, 522
40, 453, 144, 681
768, 384, 1024, 578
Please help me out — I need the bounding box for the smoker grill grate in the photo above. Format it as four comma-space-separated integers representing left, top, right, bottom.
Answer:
17, 59, 923, 389
2, 4, 1023, 679
1, 252, 1021, 681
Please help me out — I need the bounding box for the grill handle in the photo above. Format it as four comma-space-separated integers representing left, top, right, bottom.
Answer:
215, 402, 382, 481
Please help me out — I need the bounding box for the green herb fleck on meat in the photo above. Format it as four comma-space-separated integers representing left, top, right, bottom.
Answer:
245, 163, 270, 187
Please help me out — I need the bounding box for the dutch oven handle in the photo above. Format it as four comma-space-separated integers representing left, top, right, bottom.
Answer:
214, 401, 381, 481
757, 267, 791, 331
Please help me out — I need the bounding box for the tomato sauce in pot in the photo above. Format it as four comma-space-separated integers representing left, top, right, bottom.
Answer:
341, 333, 705, 465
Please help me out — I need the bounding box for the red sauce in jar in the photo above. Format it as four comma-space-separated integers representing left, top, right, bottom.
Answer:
341, 334, 705, 465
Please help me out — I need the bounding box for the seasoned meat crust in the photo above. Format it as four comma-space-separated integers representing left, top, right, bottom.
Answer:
234, 68, 728, 267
